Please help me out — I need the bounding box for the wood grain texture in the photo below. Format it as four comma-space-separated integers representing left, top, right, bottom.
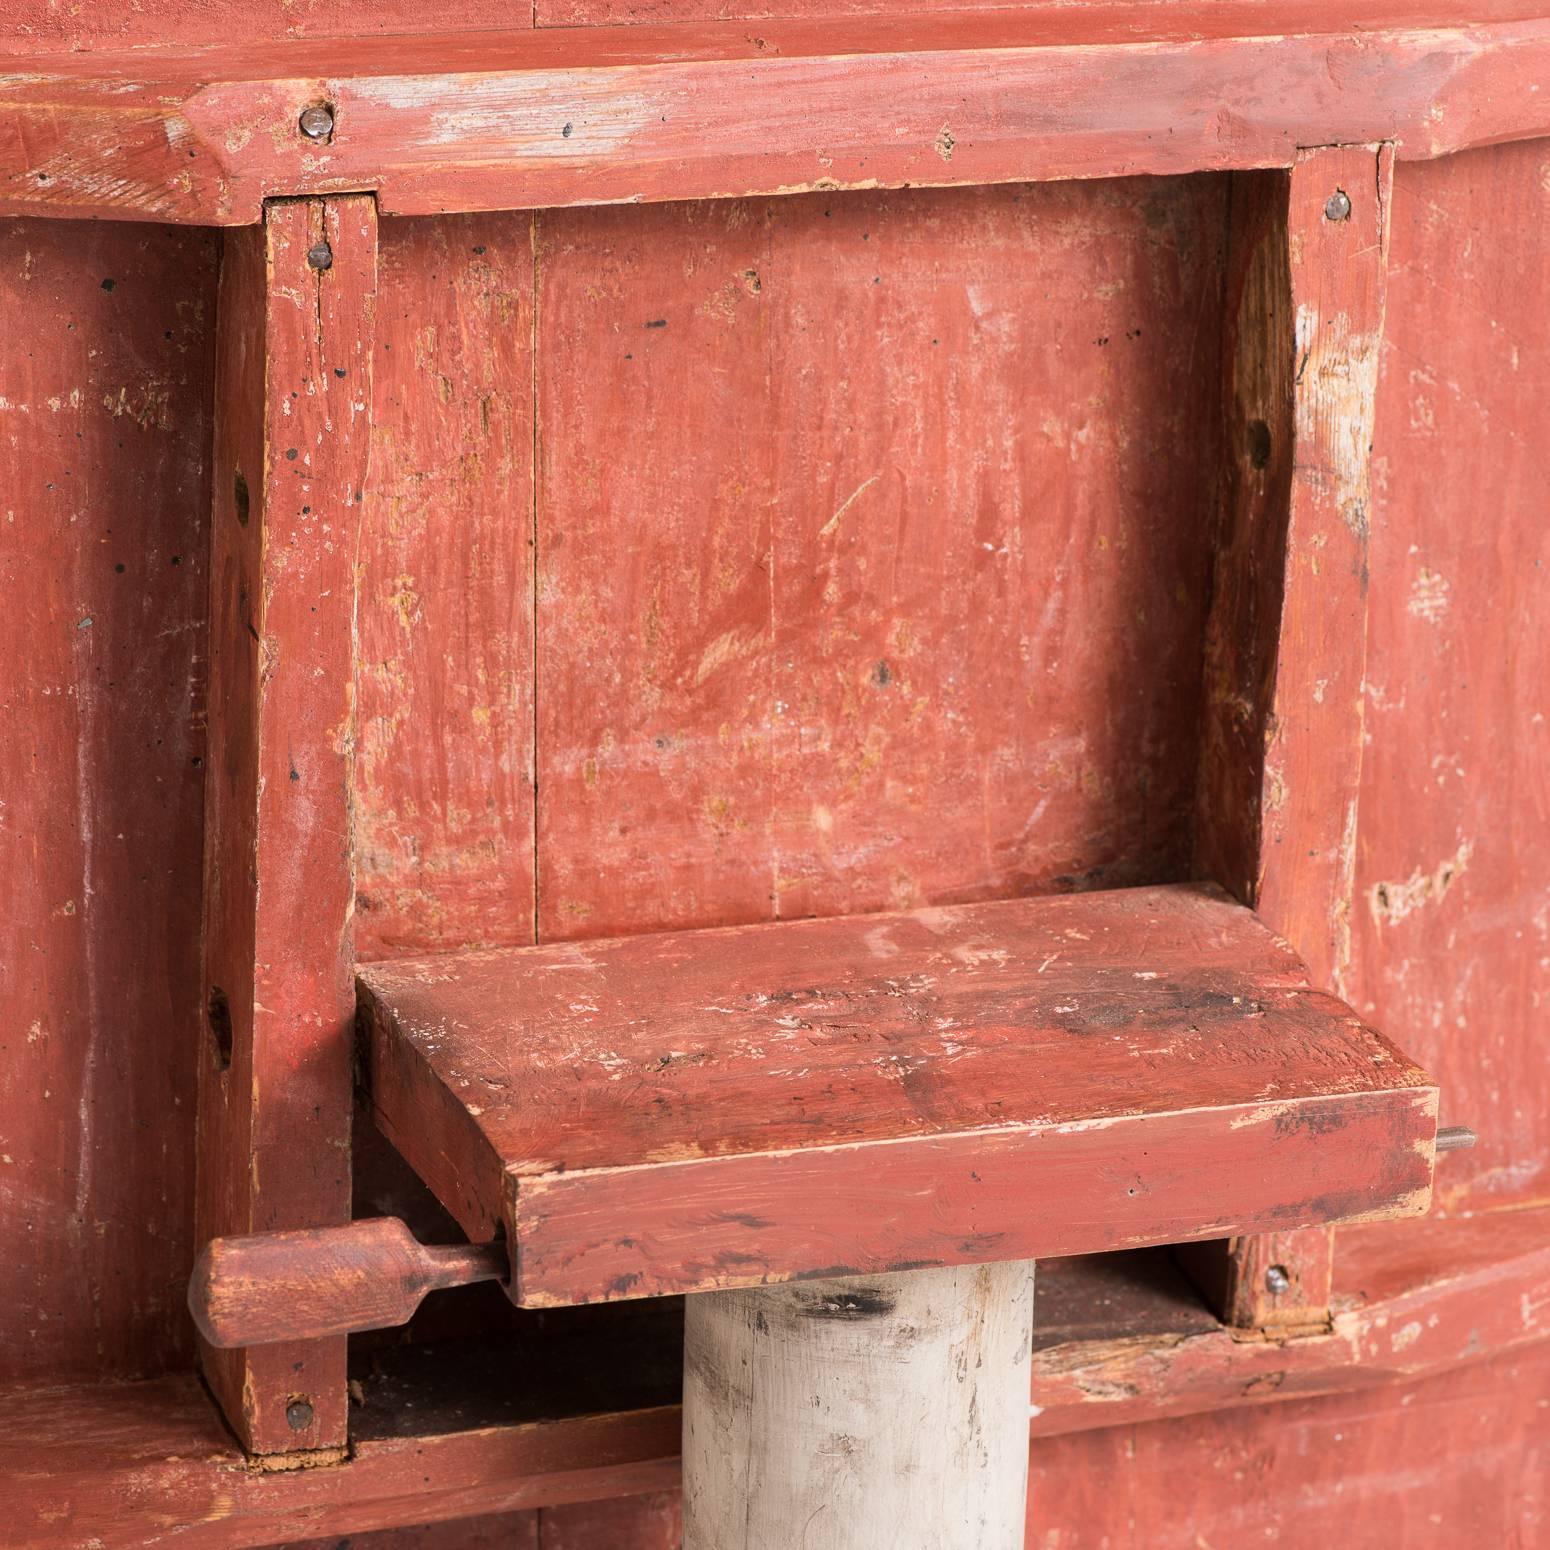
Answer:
1352, 137, 1550, 1217
360, 883, 1439, 1305
1259, 144, 1395, 996
0, 0, 535, 54
538, 1493, 682, 1550
1029, 1343, 1550, 1548
355, 211, 537, 959
196, 196, 377, 1455
536, 181, 1224, 939
1191, 146, 1396, 1328
1, 1376, 680, 1550
189, 1219, 507, 1348
1193, 169, 1295, 914
5, 3, 1550, 225
683, 1263, 1034, 1550
1231, 148, 1394, 1324
277, 1513, 539, 1549
0, 219, 216, 1387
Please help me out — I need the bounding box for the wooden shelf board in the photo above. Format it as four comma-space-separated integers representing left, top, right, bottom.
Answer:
9, 1207, 1547, 1549
4, 0, 1548, 225
360, 883, 1439, 1306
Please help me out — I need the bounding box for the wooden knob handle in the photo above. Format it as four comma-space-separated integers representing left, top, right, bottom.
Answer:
188, 1217, 508, 1348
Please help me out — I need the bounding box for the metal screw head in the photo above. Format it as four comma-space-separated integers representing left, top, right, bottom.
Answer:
1324, 189, 1352, 222
298, 104, 335, 142
1265, 1264, 1293, 1296
285, 1398, 315, 1431
306, 242, 334, 272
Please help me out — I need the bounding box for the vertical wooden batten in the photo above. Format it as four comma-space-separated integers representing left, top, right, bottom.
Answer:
195, 195, 379, 1455
1191, 145, 1395, 1328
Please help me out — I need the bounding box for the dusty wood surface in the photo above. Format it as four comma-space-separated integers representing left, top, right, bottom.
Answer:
355, 211, 538, 959
0, 219, 216, 1387
1259, 144, 1395, 997
534, 181, 1223, 938
195, 196, 377, 1454
189, 1219, 507, 1349
4, 2, 1550, 224
1351, 135, 1550, 1216
360, 883, 1438, 1305
683, 1262, 1034, 1549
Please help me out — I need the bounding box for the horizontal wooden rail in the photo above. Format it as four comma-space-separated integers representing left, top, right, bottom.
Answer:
4, 0, 1550, 225
6, 1206, 1547, 1549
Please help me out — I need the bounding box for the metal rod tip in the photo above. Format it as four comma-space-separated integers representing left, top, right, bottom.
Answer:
1436, 1125, 1477, 1152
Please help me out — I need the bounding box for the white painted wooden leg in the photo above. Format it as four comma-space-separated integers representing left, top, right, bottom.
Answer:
683, 1260, 1034, 1550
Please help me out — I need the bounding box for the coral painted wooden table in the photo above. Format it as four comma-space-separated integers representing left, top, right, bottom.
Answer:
2, 2, 1544, 1546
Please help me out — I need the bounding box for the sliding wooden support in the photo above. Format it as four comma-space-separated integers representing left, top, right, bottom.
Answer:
3, 3, 1549, 225
195, 195, 378, 1455
359, 883, 1440, 1310
1191, 145, 1395, 1328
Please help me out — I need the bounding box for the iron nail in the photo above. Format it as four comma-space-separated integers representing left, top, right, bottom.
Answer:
298, 104, 335, 142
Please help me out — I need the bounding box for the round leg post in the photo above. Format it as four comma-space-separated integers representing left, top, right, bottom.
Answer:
683, 1260, 1034, 1549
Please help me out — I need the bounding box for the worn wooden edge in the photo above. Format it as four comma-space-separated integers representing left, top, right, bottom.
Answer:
361, 986, 513, 1245
3, 1384, 681, 1550
4, 5, 1549, 224
1189, 143, 1399, 1329
6, 1206, 1545, 1549
502, 1086, 1439, 1305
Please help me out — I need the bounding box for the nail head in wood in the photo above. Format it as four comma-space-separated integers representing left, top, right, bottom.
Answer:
307, 242, 334, 271
1324, 189, 1353, 222
1264, 1263, 1292, 1296
285, 1398, 314, 1431
298, 104, 335, 142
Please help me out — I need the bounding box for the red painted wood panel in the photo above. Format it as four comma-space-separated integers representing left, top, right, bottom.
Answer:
536, 179, 1225, 939
540, 1492, 682, 1548
356, 213, 537, 959
1029, 1344, 1550, 1547
0, 218, 216, 1385
0, 0, 535, 54
1354, 138, 1550, 1215
275, 1512, 539, 1548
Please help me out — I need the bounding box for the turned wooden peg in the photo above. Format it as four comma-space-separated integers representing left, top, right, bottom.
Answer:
188, 1218, 508, 1349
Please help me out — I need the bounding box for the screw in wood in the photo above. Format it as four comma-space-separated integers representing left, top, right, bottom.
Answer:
298, 104, 335, 141
285, 1398, 315, 1431
1324, 189, 1353, 222
307, 243, 334, 272
1265, 1264, 1292, 1296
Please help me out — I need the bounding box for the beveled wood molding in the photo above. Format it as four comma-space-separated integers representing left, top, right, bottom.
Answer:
4, 0, 1549, 224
